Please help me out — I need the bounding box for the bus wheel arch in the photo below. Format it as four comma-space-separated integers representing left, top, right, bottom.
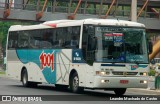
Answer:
69, 69, 84, 93
114, 88, 127, 96
69, 69, 77, 84
21, 67, 38, 87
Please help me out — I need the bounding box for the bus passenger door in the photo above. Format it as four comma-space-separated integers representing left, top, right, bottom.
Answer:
82, 25, 95, 87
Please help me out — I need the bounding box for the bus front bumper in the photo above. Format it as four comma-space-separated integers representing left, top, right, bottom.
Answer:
93, 76, 148, 88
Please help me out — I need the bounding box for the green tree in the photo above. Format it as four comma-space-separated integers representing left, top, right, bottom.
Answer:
0, 21, 12, 50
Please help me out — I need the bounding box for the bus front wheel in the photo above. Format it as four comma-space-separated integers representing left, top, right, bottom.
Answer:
70, 73, 84, 93
114, 88, 126, 96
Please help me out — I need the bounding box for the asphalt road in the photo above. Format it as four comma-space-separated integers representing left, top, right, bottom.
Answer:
0, 76, 160, 104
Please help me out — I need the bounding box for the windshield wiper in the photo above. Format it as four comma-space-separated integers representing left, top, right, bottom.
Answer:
133, 60, 139, 65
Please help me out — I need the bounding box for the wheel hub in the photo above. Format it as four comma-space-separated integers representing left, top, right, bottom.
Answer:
73, 76, 79, 89
23, 75, 27, 84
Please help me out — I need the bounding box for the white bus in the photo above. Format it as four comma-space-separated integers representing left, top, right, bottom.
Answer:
6, 19, 151, 95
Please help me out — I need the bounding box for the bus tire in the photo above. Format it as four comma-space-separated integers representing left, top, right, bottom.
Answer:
70, 72, 84, 93
21, 70, 38, 87
22, 69, 30, 87
114, 88, 126, 96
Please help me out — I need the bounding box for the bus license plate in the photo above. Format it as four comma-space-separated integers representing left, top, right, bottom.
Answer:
120, 80, 128, 84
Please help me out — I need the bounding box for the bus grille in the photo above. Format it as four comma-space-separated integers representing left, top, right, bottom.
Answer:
112, 72, 138, 76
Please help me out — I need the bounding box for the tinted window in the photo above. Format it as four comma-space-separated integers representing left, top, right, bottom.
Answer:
8, 26, 81, 49
8, 32, 18, 49
53, 26, 80, 49
29, 29, 53, 49
17, 31, 29, 48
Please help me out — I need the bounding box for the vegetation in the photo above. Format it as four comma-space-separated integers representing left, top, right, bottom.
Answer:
0, 21, 11, 49
0, 71, 5, 74
149, 69, 156, 76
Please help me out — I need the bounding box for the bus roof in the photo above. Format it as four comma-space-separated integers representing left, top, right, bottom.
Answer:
9, 19, 145, 31
83, 19, 145, 27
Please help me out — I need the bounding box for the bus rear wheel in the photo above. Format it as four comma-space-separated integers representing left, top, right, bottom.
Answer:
114, 88, 126, 96
21, 70, 37, 87
70, 73, 84, 93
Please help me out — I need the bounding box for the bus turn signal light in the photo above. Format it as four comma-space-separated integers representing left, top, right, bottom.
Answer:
96, 71, 110, 76
140, 72, 147, 76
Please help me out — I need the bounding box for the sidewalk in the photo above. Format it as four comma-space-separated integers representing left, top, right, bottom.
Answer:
0, 67, 3, 71
0, 66, 6, 77
127, 88, 160, 95
0, 66, 4, 72
0, 66, 3, 71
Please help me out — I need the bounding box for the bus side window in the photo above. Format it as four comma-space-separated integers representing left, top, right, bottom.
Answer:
8, 40, 13, 48
64, 26, 80, 49
53, 28, 64, 48
17, 31, 29, 48
8, 32, 18, 49
71, 27, 80, 48
41, 31, 53, 48
29, 30, 43, 49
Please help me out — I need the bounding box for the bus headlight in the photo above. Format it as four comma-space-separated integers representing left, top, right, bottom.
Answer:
101, 71, 106, 75
140, 72, 147, 76
140, 80, 147, 84
101, 79, 109, 83
96, 71, 110, 76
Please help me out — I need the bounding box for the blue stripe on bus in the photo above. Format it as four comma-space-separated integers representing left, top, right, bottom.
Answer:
16, 49, 61, 84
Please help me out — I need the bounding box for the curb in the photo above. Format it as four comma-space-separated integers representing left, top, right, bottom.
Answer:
0, 74, 6, 78
138, 88, 160, 92
128, 88, 160, 95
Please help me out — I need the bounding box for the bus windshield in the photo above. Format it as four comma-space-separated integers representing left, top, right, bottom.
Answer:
93, 27, 148, 64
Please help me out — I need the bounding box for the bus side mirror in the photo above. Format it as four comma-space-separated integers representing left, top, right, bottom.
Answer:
148, 41, 153, 54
